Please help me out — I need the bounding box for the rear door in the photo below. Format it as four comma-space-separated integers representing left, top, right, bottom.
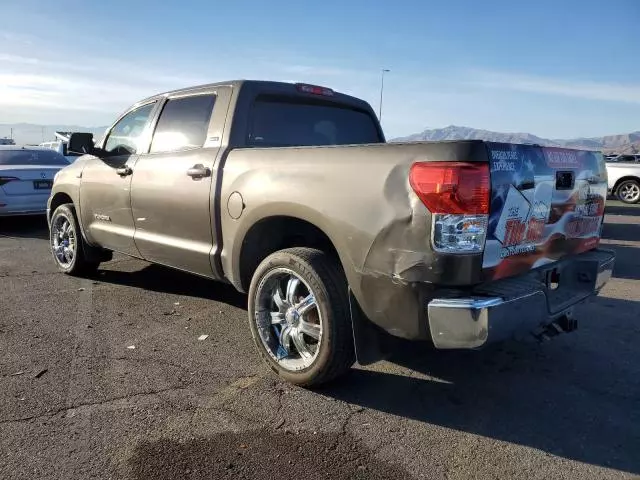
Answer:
482, 143, 608, 281
130, 87, 230, 277
79, 101, 158, 256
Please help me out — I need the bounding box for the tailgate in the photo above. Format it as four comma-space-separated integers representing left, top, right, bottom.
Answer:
482, 143, 607, 281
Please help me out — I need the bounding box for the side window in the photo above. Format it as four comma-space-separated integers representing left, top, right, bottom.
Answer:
149, 94, 216, 154
104, 102, 155, 155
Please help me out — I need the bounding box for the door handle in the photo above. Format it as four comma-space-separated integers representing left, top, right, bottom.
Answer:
116, 166, 133, 177
187, 164, 211, 179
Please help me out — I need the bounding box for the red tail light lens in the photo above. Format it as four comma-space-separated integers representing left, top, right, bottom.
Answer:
295, 83, 335, 96
409, 162, 490, 214
0, 176, 19, 186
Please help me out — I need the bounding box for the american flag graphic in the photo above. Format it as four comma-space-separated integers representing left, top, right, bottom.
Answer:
482, 143, 607, 281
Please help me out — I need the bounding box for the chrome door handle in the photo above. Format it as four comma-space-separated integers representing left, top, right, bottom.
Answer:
116, 166, 133, 176
187, 164, 211, 179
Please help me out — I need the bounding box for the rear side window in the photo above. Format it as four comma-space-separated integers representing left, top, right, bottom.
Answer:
0, 149, 69, 166
248, 96, 381, 147
150, 94, 216, 153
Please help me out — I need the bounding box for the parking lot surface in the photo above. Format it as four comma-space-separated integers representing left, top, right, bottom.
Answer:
1, 201, 639, 479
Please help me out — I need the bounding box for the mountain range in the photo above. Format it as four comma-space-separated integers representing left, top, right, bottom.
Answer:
0, 123, 107, 146
2, 122, 638, 154
392, 126, 640, 154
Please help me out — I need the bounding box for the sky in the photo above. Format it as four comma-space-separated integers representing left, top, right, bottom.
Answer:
0, 0, 638, 140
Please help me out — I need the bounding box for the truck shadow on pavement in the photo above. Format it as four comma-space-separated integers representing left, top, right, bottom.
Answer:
602, 223, 640, 242
0, 215, 49, 240
605, 203, 640, 217
322, 295, 640, 475
607, 244, 640, 280
129, 431, 409, 480
96, 263, 247, 309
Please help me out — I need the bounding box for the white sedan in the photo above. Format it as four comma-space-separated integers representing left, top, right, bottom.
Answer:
0, 146, 70, 216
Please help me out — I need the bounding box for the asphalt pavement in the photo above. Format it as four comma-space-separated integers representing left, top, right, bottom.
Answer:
1, 201, 639, 479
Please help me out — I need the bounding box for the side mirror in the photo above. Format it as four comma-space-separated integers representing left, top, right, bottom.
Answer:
68, 132, 94, 155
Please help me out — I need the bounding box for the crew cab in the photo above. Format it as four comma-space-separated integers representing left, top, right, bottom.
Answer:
48, 80, 615, 386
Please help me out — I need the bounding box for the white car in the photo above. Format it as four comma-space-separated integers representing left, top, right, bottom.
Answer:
0, 146, 70, 216
606, 155, 640, 204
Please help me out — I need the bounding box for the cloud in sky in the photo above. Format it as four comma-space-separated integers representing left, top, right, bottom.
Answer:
1, 45, 639, 138
0, 50, 376, 125
471, 70, 640, 105
0, 53, 206, 111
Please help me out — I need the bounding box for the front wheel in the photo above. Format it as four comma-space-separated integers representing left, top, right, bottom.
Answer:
50, 203, 100, 276
247, 248, 354, 387
617, 179, 640, 204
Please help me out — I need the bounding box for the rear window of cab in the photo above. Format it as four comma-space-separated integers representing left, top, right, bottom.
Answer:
0, 149, 69, 166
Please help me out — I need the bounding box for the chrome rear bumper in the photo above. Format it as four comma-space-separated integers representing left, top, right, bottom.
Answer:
427, 249, 615, 349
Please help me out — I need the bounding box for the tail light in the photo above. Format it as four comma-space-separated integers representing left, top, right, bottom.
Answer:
0, 176, 19, 186
295, 83, 334, 96
409, 162, 490, 254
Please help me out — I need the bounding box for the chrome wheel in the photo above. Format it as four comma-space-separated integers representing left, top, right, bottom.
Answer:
51, 214, 76, 268
254, 268, 322, 372
619, 182, 640, 203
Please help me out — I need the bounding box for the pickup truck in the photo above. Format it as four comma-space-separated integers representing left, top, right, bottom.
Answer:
48, 80, 615, 386
605, 155, 640, 203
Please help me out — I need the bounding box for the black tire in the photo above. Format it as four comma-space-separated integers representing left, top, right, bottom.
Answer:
247, 247, 354, 387
616, 179, 640, 204
49, 203, 101, 276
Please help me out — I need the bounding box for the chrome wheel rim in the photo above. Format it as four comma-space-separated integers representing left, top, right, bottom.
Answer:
254, 268, 322, 372
51, 214, 76, 268
620, 183, 640, 203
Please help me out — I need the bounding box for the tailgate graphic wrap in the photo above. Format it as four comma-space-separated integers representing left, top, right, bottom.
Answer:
482, 143, 607, 280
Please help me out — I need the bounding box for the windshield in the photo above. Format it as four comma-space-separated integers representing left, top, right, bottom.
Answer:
0, 149, 69, 166
248, 96, 382, 147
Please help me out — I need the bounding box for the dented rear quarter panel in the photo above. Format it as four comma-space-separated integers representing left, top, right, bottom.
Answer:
221, 140, 489, 338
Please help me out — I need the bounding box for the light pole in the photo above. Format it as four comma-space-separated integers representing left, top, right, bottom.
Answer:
379, 68, 390, 122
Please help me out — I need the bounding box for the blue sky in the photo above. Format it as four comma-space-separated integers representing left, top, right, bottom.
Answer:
1, 0, 638, 139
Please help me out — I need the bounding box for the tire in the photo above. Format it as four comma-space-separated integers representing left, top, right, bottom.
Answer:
50, 203, 101, 276
247, 247, 354, 387
616, 179, 640, 204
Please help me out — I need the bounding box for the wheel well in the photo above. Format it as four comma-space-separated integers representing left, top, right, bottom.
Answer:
613, 176, 640, 193
48, 192, 73, 221
239, 216, 340, 291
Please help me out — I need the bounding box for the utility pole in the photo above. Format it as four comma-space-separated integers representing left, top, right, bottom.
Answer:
379, 68, 390, 122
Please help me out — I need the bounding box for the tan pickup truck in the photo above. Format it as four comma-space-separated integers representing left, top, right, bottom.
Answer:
48, 80, 615, 386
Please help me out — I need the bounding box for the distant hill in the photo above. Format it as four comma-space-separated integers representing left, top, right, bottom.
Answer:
0, 123, 108, 146
3, 122, 639, 155
392, 125, 640, 154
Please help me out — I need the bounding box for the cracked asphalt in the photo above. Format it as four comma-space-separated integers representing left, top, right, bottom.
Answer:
1, 201, 639, 479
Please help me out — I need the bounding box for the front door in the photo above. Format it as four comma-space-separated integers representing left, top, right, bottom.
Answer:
79, 101, 157, 256
130, 91, 223, 277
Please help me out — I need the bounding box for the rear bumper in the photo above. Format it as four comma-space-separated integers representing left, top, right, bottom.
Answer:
427, 249, 615, 349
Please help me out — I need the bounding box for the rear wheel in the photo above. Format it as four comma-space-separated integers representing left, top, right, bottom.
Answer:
617, 179, 640, 204
247, 247, 354, 387
50, 204, 100, 276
